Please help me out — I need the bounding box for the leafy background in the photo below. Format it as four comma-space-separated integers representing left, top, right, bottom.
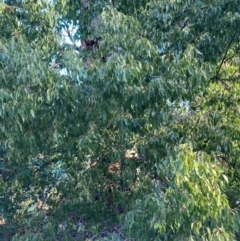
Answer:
0, 0, 240, 240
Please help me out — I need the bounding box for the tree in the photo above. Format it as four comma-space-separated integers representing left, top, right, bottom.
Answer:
0, 0, 240, 240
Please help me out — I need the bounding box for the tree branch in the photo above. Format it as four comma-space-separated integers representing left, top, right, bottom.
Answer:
216, 31, 237, 78
61, 20, 81, 51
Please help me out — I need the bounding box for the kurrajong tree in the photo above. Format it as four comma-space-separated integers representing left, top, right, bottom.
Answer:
0, 0, 240, 240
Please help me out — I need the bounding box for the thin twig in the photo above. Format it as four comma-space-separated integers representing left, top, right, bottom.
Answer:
223, 45, 240, 63
171, 6, 208, 26
211, 76, 230, 89
216, 31, 237, 78
61, 20, 81, 51
50, 62, 63, 69
2, 3, 23, 11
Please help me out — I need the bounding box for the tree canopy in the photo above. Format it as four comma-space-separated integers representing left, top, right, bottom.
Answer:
0, 0, 240, 240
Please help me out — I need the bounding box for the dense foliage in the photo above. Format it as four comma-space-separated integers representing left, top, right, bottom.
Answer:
1, 0, 240, 240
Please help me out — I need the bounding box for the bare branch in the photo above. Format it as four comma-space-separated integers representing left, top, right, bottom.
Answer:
216, 31, 238, 77
61, 20, 81, 51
